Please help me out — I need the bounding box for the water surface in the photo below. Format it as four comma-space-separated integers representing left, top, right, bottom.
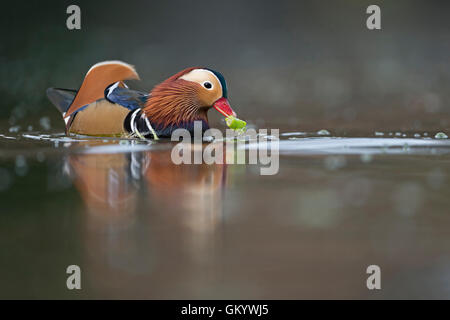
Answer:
1, 128, 450, 299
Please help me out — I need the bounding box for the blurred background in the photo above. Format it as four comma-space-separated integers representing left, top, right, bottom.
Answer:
1, 1, 450, 299
1, 0, 450, 132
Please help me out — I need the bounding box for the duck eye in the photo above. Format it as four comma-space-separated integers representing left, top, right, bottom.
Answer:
203, 81, 213, 89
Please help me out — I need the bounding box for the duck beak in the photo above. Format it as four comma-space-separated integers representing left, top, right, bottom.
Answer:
213, 97, 237, 118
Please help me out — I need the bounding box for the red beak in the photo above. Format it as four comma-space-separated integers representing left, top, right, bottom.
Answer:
213, 97, 236, 118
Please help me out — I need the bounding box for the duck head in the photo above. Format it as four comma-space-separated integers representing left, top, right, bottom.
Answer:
143, 68, 237, 133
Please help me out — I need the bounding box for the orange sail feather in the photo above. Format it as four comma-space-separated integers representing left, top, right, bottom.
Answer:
64, 61, 140, 119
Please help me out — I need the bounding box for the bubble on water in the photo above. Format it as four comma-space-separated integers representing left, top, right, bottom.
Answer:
0, 168, 13, 192
434, 132, 448, 139
414, 133, 421, 138
374, 132, 384, 136
393, 182, 423, 217
324, 155, 346, 170
427, 168, 445, 190
203, 135, 214, 142
360, 153, 373, 163
15, 155, 28, 176
39, 117, 51, 130
317, 129, 330, 136
9, 126, 20, 133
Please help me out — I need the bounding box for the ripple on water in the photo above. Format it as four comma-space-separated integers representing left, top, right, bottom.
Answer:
2, 131, 450, 156
245, 137, 450, 156
0, 132, 159, 155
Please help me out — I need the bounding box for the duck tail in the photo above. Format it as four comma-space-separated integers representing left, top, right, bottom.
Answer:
55, 61, 140, 120
46, 87, 78, 114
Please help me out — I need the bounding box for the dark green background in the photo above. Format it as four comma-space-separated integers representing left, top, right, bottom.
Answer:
1, 0, 450, 131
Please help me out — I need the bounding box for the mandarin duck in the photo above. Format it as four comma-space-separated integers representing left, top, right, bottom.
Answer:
47, 61, 243, 139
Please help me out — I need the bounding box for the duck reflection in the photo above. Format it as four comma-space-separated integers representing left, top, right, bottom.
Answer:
144, 148, 226, 233
65, 142, 227, 232
67, 149, 142, 224
64, 142, 228, 294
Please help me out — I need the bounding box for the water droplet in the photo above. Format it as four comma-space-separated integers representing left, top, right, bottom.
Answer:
434, 132, 448, 139
374, 132, 384, 136
203, 136, 214, 142
317, 129, 330, 136
414, 133, 421, 138
9, 126, 20, 133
